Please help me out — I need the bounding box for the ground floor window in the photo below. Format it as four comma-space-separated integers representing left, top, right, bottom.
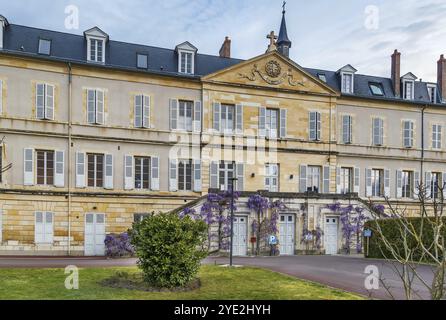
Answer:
431, 172, 442, 199
340, 167, 352, 194
87, 153, 104, 188
36, 150, 54, 185
178, 159, 193, 191
401, 171, 413, 198
35, 211, 53, 244
265, 164, 279, 192
371, 169, 383, 197
134, 213, 150, 223
134, 156, 150, 189
219, 161, 235, 190
307, 166, 321, 192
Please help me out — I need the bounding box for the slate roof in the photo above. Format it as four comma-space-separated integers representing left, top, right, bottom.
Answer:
0, 23, 443, 106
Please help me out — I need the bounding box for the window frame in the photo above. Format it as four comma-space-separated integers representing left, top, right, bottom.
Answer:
136, 53, 148, 69
178, 159, 193, 191
403, 80, 415, 100
371, 169, 384, 197
265, 163, 279, 192
36, 149, 54, 186
36, 83, 54, 120
431, 172, 442, 200
427, 85, 437, 104
369, 82, 384, 96
38, 38, 51, 55
87, 153, 104, 188
218, 161, 235, 191
341, 72, 354, 94
265, 108, 279, 139
307, 165, 321, 193
220, 104, 236, 134
342, 114, 352, 144
134, 156, 150, 190
372, 117, 384, 146
87, 89, 104, 125
340, 167, 352, 194
401, 170, 413, 199
432, 124, 442, 150
403, 120, 414, 148
309, 111, 321, 141
178, 50, 194, 74
87, 37, 105, 63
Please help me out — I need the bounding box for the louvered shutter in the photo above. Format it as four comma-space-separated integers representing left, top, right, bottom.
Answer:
193, 101, 202, 133
323, 166, 330, 193
299, 165, 307, 193
235, 104, 243, 135
75, 152, 86, 188
280, 109, 287, 138
210, 161, 218, 189
193, 159, 202, 192
104, 154, 113, 189
258, 107, 266, 137
169, 158, 178, 192
236, 163, 244, 191
124, 155, 134, 190
151, 156, 160, 190
213, 102, 221, 132
143, 95, 150, 128
54, 150, 64, 187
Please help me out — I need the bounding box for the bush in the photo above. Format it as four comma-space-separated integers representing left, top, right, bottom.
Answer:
104, 232, 135, 258
129, 212, 208, 288
365, 217, 446, 261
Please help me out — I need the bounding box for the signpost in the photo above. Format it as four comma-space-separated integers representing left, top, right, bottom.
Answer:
229, 177, 238, 267
364, 229, 372, 257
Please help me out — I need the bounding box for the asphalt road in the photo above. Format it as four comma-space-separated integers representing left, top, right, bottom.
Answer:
0, 255, 438, 300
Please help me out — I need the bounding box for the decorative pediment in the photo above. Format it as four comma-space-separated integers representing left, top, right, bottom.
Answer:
202, 51, 337, 95
84, 26, 109, 40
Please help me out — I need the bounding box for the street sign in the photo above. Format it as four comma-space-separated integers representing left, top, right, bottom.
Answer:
364, 229, 372, 238
268, 235, 278, 245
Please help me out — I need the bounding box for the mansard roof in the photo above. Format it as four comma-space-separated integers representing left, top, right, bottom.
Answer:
0, 22, 442, 106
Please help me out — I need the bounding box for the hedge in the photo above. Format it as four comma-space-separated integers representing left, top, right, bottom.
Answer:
364, 217, 446, 261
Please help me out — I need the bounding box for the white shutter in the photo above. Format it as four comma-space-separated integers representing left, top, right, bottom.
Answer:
193, 159, 202, 192
45, 84, 54, 120
96, 90, 104, 125
143, 95, 151, 128
384, 169, 390, 198
24, 148, 34, 186
35, 212, 44, 243
425, 172, 432, 198
354, 167, 360, 194
104, 154, 113, 189
309, 112, 316, 140
169, 158, 178, 192
151, 156, 160, 191
235, 104, 243, 134
87, 89, 95, 124
379, 118, 384, 145
54, 150, 64, 187
213, 102, 221, 132
236, 163, 244, 191
193, 101, 202, 133
170, 98, 178, 130
259, 107, 266, 137
75, 152, 86, 188
396, 170, 403, 198
336, 167, 341, 194
210, 161, 218, 189
36, 84, 45, 119
134, 95, 142, 128
44, 212, 53, 244
323, 165, 330, 193
299, 164, 307, 193
365, 168, 372, 197
280, 109, 287, 138
414, 171, 420, 198
124, 155, 134, 190
316, 112, 321, 140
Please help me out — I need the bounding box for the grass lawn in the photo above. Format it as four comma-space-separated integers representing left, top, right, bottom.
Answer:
0, 265, 363, 300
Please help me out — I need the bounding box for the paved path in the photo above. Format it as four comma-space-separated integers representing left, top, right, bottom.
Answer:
0, 255, 437, 299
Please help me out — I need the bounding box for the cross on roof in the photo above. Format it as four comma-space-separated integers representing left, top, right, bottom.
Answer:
282, 1, 286, 13
267, 31, 278, 47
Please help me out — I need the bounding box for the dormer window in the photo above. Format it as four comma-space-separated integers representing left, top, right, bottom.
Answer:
137, 53, 148, 69
0, 15, 8, 49
401, 72, 417, 100
175, 41, 197, 75
369, 83, 384, 96
84, 27, 109, 64
338, 65, 357, 94
317, 73, 327, 82
38, 39, 51, 55
427, 84, 437, 103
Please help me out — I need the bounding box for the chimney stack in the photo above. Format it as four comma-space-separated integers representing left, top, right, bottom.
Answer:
219, 36, 231, 58
438, 54, 446, 103
391, 49, 401, 97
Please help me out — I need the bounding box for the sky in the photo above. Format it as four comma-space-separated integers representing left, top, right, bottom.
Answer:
1, 0, 446, 81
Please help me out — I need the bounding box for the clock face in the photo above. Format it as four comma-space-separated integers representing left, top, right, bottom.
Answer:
265, 60, 281, 78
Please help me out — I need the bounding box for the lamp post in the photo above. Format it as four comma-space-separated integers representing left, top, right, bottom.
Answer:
229, 177, 238, 267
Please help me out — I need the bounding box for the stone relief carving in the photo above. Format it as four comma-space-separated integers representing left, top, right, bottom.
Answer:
238, 61, 305, 87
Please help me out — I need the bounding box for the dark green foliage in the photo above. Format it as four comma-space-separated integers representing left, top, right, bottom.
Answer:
129, 212, 208, 288
365, 217, 446, 262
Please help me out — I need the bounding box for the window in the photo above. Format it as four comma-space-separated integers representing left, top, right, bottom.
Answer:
38, 39, 51, 55
372, 118, 384, 146
431, 172, 442, 200
307, 166, 321, 193
180, 51, 193, 74
89, 39, 104, 63
36, 83, 54, 120
134, 95, 150, 128
134, 157, 150, 189
219, 161, 235, 191
428, 85, 437, 103
137, 54, 148, 69
177, 100, 193, 131
369, 83, 384, 96
371, 169, 383, 197
403, 120, 414, 148
134, 213, 150, 223
221, 104, 235, 133
317, 74, 327, 82
265, 164, 279, 192
401, 171, 413, 198
265, 109, 279, 138
36, 150, 54, 185
0, 146, 2, 182
404, 81, 414, 100
35, 211, 53, 244
178, 159, 193, 191
87, 153, 104, 188
433, 124, 442, 149
342, 115, 352, 144
342, 73, 353, 94
340, 167, 352, 194
87, 89, 104, 125
309, 111, 321, 141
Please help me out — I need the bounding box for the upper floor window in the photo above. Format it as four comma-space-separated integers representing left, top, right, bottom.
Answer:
259, 107, 286, 138
175, 42, 197, 75
370, 169, 383, 197
404, 81, 414, 100
209, 161, 244, 191
342, 115, 352, 144
87, 89, 104, 125
265, 109, 279, 139
178, 100, 193, 131
403, 120, 414, 148
24, 148, 64, 187
124, 155, 159, 191
134, 156, 150, 190
265, 164, 279, 192
307, 165, 321, 193
134, 95, 150, 128
84, 27, 108, 64
342, 73, 353, 94
89, 39, 104, 63
372, 117, 384, 146
428, 85, 437, 103
0, 146, 2, 183
339, 167, 352, 194
170, 99, 202, 133
36, 83, 54, 120
402, 73, 417, 100
180, 52, 193, 74
87, 153, 104, 188
38, 39, 51, 55
309, 111, 321, 141
432, 124, 442, 149
136, 53, 148, 69
178, 159, 193, 191
317, 73, 327, 82
431, 172, 442, 200
401, 170, 413, 198
36, 150, 54, 185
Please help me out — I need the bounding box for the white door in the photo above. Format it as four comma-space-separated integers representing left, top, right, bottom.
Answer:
233, 216, 247, 256
84, 213, 105, 256
279, 214, 295, 255
324, 217, 339, 255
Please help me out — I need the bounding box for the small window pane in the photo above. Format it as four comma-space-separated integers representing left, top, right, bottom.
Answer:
96, 214, 104, 224
137, 54, 148, 69
38, 39, 51, 55
369, 83, 384, 96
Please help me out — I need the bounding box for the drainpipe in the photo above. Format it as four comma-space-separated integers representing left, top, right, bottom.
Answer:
421, 104, 426, 183
67, 62, 73, 255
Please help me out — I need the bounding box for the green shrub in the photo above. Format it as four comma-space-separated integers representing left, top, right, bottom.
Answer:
129, 212, 208, 288
365, 217, 446, 261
